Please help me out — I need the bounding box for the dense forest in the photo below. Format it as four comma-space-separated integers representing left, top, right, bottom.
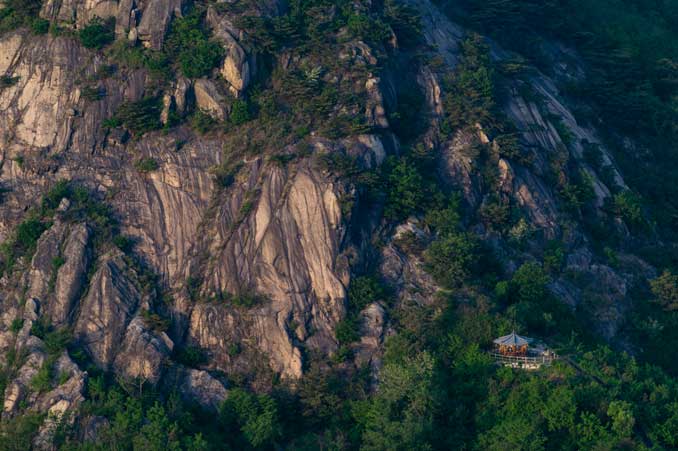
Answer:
0, 0, 677, 449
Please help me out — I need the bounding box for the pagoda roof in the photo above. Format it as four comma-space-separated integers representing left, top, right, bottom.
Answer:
493, 331, 533, 347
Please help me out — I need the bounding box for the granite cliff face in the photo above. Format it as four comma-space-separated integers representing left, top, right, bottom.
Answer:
0, 0, 656, 445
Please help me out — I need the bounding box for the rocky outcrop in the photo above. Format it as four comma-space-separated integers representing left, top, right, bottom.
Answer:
186, 154, 352, 379
381, 221, 439, 306
365, 77, 389, 128
21, 205, 91, 327
74, 252, 141, 370
177, 368, 228, 410
40, 0, 118, 28
113, 316, 173, 384
52, 223, 92, 326
136, 0, 183, 50
353, 302, 387, 374
31, 353, 87, 449
194, 78, 228, 121
25, 221, 68, 303
207, 6, 252, 97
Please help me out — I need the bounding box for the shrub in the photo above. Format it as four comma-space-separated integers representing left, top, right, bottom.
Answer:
78, 17, 115, 50
234, 16, 278, 53
110, 235, 133, 254
348, 276, 386, 312
239, 199, 255, 218
141, 310, 169, 333
134, 157, 159, 173
190, 110, 217, 134
495, 133, 532, 165
335, 317, 360, 345
30, 317, 49, 340
384, 157, 425, 221
230, 99, 251, 125
0, 75, 20, 88
9, 318, 23, 334
227, 343, 240, 357
43, 328, 72, 356
164, 11, 223, 79
14, 216, 48, 252
42, 179, 71, 211
0, 213, 49, 277
105, 40, 170, 79
174, 345, 207, 367
384, 0, 422, 47
0, 0, 42, 34
347, 13, 390, 42
479, 198, 510, 229
0, 412, 45, 451
543, 241, 565, 274
30, 17, 49, 35
51, 255, 65, 271
231, 292, 260, 308
559, 170, 596, 213
424, 198, 461, 236
650, 270, 678, 312
424, 232, 478, 289
30, 362, 52, 393
210, 162, 240, 188
613, 190, 644, 227
81, 86, 105, 101
607, 400, 635, 438
110, 97, 162, 135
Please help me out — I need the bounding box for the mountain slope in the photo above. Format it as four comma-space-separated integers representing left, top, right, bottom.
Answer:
0, 0, 677, 449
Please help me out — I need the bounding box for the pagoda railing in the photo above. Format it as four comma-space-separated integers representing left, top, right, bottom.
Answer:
490, 352, 557, 367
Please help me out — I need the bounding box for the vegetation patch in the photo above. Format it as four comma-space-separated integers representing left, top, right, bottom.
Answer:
134, 157, 159, 173
106, 97, 162, 136
78, 17, 115, 50
164, 10, 223, 79
0, 0, 44, 34
0, 75, 20, 88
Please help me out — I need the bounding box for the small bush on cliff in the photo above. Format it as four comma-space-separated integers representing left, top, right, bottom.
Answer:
134, 157, 159, 173
107, 97, 162, 135
613, 190, 644, 228
0, 0, 42, 34
230, 99, 251, 126
190, 110, 217, 134
0, 75, 20, 88
335, 316, 360, 346
174, 346, 207, 368
30, 362, 53, 393
78, 17, 115, 50
347, 13, 390, 43
164, 10, 223, 79
349, 275, 387, 311
0, 214, 49, 276
30, 17, 48, 34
